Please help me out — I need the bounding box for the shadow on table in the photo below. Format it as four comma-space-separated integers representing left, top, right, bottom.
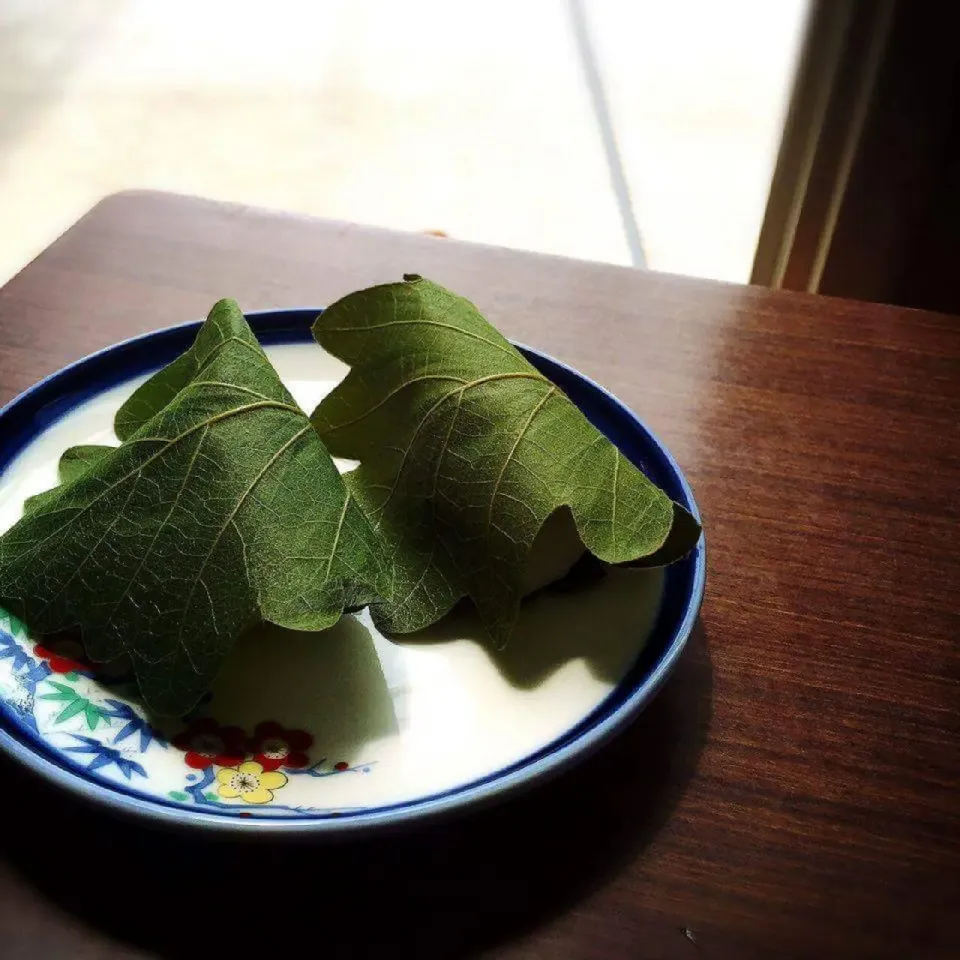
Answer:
2, 620, 713, 960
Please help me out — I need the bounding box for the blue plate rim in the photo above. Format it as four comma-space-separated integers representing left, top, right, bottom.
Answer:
0, 308, 706, 836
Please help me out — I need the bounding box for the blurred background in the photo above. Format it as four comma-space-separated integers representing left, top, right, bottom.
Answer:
0, 0, 807, 288
4, 2, 958, 312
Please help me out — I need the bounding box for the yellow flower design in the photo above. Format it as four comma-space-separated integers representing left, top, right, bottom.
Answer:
216, 761, 287, 804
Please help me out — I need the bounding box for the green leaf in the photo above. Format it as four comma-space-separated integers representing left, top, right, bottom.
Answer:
84, 703, 105, 730
39, 682, 78, 702
0, 300, 390, 716
24, 446, 113, 515
38, 690, 75, 703
168, 790, 189, 801
311, 276, 701, 641
0, 609, 27, 636
56, 698, 87, 723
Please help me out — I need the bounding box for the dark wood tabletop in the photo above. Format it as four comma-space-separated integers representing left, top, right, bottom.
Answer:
0, 191, 957, 960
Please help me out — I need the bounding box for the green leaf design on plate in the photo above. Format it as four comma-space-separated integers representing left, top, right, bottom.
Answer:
40, 681, 76, 699
0, 609, 27, 637
83, 703, 106, 730
0, 300, 390, 716
38, 682, 107, 728
311, 276, 700, 640
54, 697, 87, 723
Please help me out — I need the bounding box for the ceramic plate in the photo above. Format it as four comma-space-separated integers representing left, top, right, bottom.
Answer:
0, 310, 704, 835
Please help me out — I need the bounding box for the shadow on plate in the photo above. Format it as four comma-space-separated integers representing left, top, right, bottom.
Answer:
396, 563, 666, 689
48, 615, 399, 770
193, 616, 398, 758
1, 619, 712, 960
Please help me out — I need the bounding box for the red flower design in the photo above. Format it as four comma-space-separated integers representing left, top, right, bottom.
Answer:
172, 718, 246, 770
248, 721, 313, 772
35, 639, 92, 675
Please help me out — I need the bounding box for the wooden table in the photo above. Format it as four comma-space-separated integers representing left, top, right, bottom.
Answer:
0, 191, 957, 960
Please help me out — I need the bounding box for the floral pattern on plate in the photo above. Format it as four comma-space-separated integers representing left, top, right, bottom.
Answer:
0, 609, 374, 817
